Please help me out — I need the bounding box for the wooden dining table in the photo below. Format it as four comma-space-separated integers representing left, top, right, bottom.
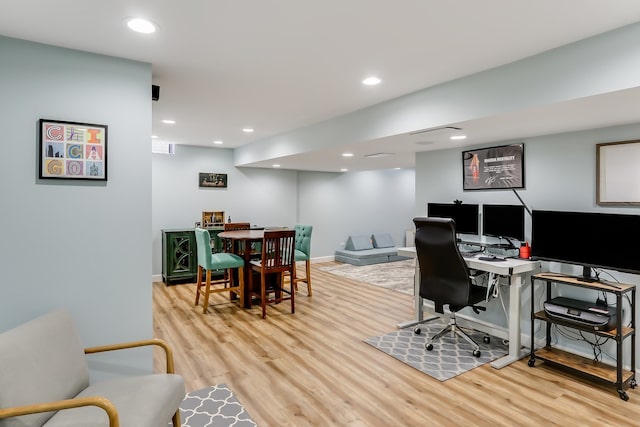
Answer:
218, 228, 287, 308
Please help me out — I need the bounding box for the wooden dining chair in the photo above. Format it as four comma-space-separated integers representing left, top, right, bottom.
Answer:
194, 228, 245, 313
223, 222, 251, 253
249, 229, 296, 319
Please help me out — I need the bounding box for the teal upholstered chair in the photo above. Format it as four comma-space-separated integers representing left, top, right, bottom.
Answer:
0, 309, 185, 427
194, 228, 245, 313
293, 224, 313, 296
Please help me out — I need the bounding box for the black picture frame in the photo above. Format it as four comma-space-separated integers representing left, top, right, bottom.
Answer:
462, 143, 524, 190
39, 119, 108, 181
199, 173, 228, 188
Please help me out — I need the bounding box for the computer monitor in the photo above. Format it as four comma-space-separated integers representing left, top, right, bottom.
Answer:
482, 204, 525, 242
531, 209, 640, 281
427, 203, 479, 235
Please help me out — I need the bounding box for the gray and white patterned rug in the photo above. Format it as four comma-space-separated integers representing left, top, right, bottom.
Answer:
365, 319, 508, 381
319, 259, 415, 295
173, 384, 257, 427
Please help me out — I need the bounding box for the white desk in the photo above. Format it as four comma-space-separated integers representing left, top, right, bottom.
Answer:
396, 246, 541, 369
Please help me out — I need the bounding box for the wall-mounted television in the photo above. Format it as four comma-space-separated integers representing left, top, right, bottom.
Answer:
462, 143, 524, 190
531, 209, 640, 281
482, 204, 525, 242
427, 203, 479, 235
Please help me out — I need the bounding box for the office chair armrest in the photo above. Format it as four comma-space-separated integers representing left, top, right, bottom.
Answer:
0, 396, 119, 427
84, 338, 176, 374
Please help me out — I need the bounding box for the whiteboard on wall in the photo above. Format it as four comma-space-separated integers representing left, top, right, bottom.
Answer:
597, 140, 640, 206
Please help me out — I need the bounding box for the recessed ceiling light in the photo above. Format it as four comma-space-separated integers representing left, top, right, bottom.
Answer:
242, 128, 254, 133
450, 135, 467, 140
342, 152, 354, 157
394, 167, 401, 170
362, 76, 381, 86
151, 135, 158, 139
126, 18, 157, 34
272, 164, 280, 168
340, 168, 348, 172
212, 140, 223, 145
162, 119, 175, 124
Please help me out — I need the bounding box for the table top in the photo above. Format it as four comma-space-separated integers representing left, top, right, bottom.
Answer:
218, 228, 289, 240
396, 246, 541, 276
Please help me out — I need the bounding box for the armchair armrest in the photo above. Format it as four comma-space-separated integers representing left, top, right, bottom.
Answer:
84, 338, 176, 374
0, 396, 119, 427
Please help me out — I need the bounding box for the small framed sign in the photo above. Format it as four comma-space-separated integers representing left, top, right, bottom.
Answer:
462, 143, 524, 190
199, 173, 227, 188
39, 119, 108, 181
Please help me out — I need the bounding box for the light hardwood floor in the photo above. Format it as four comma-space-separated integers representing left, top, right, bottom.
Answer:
153, 263, 639, 426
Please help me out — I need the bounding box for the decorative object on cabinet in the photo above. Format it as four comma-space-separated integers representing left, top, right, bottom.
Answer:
529, 273, 636, 400
202, 211, 225, 227
199, 173, 227, 188
462, 143, 524, 190
596, 139, 640, 206
162, 228, 224, 285
39, 118, 107, 181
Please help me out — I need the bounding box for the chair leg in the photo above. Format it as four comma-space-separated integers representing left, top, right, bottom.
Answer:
292, 262, 299, 292
172, 410, 181, 427
290, 268, 295, 314
195, 265, 203, 306
260, 271, 267, 319
237, 266, 245, 309
202, 269, 212, 314
305, 259, 312, 296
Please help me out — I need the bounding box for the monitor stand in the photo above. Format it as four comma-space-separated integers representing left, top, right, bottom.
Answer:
577, 266, 598, 283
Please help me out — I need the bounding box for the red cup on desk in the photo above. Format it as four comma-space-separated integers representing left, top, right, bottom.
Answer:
519, 242, 531, 259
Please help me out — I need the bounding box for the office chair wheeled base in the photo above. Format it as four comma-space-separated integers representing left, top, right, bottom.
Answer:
424, 316, 482, 357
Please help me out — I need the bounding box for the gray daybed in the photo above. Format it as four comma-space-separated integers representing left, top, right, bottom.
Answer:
334, 233, 410, 266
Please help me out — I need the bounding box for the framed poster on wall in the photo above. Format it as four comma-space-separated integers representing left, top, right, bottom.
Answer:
462, 143, 524, 190
596, 139, 640, 206
39, 119, 108, 181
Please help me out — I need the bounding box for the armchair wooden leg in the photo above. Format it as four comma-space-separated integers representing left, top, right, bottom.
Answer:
172, 410, 181, 427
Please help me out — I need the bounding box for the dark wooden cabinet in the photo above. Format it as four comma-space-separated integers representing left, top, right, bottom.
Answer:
162, 228, 224, 285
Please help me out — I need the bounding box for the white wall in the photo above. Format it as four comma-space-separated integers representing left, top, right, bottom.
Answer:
416, 122, 640, 365
297, 169, 415, 256
152, 145, 415, 275
0, 36, 153, 378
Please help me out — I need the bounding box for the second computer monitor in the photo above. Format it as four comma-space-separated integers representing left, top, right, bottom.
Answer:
427, 203, 479, 235
482, 204, 525, 241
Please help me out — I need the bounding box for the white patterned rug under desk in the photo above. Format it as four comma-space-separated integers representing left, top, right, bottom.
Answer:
318, 259, 415, 295
172, 384, 258, 427
365, 319, 508, 381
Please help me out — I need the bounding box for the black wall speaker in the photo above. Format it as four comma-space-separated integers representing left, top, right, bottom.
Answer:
152, 85, 160, 101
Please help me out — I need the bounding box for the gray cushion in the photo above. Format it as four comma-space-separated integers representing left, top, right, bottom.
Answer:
335, 254, 391, 266
371, 233, 395, 248
344, 235, 373, 251
335, 248, 396, 259
45, 374, 185, 427
0, 310, 90, 427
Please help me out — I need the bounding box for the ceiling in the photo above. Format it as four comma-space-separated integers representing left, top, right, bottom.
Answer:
2, 1, 640, 172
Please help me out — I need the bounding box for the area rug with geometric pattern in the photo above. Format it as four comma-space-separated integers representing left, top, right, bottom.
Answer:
364, 318, 508, 381
173, 384, 258, 427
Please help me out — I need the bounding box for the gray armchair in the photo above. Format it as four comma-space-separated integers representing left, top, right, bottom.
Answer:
0, 309, 185, 427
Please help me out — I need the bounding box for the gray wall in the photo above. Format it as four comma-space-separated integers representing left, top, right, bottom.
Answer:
0, 36, 153, 379
416, 122, 640, 364
152, 146, 415, 275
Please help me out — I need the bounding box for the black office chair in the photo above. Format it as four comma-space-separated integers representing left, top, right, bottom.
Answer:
413, 216, 487, 357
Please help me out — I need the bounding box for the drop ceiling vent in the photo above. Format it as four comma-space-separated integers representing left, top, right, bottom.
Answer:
364, 152, 394, 158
